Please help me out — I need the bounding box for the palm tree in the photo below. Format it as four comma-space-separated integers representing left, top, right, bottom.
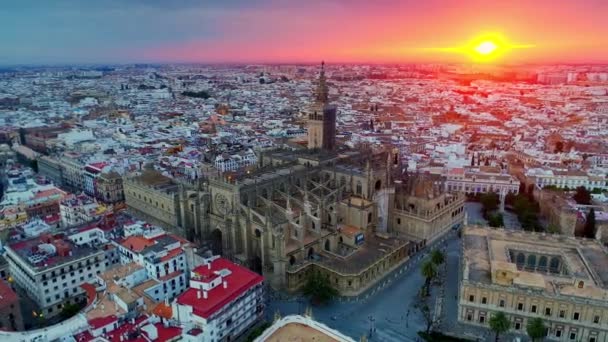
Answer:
526, 317, 546, 342
421, 260, 437, 296
431, 249, 445, 266
489, 312, 510, 342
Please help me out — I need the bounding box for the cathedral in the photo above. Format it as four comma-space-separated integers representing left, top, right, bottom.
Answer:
124, 63, 465, 295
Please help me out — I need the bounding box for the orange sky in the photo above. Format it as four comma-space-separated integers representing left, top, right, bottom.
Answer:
145, 0, 608, 64
4, 0, 608, 64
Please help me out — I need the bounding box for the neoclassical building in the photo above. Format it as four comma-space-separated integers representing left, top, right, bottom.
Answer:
460, 226, 608, 342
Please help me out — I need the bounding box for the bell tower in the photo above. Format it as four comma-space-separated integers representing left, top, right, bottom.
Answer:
307, 61, 336, 151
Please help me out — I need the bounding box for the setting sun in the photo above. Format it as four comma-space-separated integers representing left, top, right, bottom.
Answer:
474, 41, 498, 55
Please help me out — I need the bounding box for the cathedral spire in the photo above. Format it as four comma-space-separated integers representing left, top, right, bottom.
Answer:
314, 61, 329, 105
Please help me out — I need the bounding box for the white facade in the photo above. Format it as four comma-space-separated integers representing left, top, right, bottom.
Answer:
4, 240, 106, 316
214, 150, 257, 172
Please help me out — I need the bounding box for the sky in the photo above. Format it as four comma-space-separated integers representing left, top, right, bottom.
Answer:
1, 0, 608, 65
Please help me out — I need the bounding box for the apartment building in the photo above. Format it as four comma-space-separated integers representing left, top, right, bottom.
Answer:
173, 257, 265, 342
4, 233, 106, 317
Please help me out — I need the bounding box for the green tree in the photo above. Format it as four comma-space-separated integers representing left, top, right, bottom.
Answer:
246, 322, 271, 342
414, 294, 438, 334
526, 318, 546, 341
547, 223, 561, 234
430, 249, 445, 266
480, 192, 499, 214
573, 186, 591, 205
421, 260, 437, 296
489, 312, 510, 342
60, 302, 83, 319
302, 271, 338, 305
487, 213, 504, 228
583, 208, 596, 239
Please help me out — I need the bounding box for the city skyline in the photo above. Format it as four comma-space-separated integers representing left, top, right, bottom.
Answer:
2, 0, 608, 65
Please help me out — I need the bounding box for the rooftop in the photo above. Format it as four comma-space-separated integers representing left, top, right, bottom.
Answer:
462, 226, 608, 301
7, 233, 102, 271
254, 315, 355, 342
176, 257, 264, 319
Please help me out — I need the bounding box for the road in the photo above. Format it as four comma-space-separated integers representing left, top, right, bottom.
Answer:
266, 231, 458, 341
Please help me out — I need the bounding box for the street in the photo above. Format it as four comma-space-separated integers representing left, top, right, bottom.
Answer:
266, 231, 458, 341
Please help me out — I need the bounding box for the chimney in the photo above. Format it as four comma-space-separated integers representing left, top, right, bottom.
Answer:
203, 291, 208, 299
197, 290, 201, 299
223, 281, 227, 289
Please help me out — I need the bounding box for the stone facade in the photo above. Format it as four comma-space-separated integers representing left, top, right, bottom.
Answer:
459, 226, 608, 342
392, 177, 465, 244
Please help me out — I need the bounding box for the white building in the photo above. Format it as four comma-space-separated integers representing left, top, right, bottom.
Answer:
173, 257, 265, 342
60, 193, 106, 227
526, 168, 607, 191
115, 232, 190, 302
214, 149, 257, 172
4, 233, 106, 317
445, 167, 520, 195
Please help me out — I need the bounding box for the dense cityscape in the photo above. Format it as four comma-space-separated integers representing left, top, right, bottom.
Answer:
2, 2, 608, 342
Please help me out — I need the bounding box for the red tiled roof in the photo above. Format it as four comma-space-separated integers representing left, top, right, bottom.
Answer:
0, 280, 18, 306
160, 248, 183, 262
34, 188, 66, 199
106, 315, 148, 342
176, 258, 264, 319
121, 235, 155, 252
89, 315, 117, 330
153, 323, 182, 342
81, 283, 97, 307
74, 330, 95, 342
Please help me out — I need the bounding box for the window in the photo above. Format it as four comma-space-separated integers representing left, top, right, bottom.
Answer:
531, 305, 537, 313
559, 310, 566, 318
514, 322, 521, 330
545, 308, 551, 316
573, 312, 580, 321
479, 315, 485, 324
499, 299, 505, 308
517, 303, 524, 311
593, 315, 600, 324
481, 297, 487, 304
469, 295, 475, 302
589, 337, 596, 342
555, 330, 562, 338
569, 332, 576, 340
466, 314, 472, 321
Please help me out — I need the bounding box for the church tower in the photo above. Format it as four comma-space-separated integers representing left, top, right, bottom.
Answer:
307, 62, 336, 151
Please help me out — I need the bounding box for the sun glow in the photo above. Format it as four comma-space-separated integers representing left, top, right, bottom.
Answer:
474, 41, 498, 55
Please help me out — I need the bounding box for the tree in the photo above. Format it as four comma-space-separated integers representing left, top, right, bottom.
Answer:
302, 271, 338, 306
489, 312, 510, 342
420, 260, 437, 296
547, 223, 561, 234
573, 186, 591, 205
583, 208, 596, 239
480, 192, 499, 214
487, 213, 504, 228
430, 249, 445, 266
60, 302, 83, 319
414, 294, 438, 334
526, 317, 546, 341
